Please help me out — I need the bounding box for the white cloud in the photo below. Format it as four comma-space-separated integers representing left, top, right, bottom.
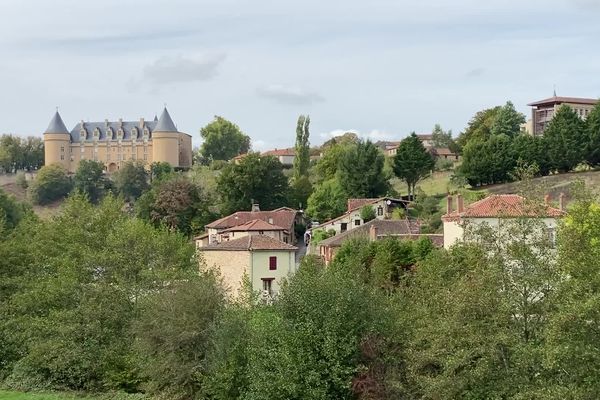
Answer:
319, 128, 394, 141
142, 53, 226, 85
257, 84, 325, 105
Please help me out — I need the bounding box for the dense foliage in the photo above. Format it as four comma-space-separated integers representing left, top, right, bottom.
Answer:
458, 101, 600, 186
73, 160, 112, 203
0, 135, 44, 172
393, 133, 435, 198
113, 161, 150, 201
217, 153, 289, 214
28, 164, 73, 205
199, 116, 251, 162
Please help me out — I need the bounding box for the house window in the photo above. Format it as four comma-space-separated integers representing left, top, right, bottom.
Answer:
354, 219, 361, 226
340, 223, 347, 232
377, 206, 383, 216
269, 256, 277, 270
546, 227, 557, 247
262, 278, 274, 295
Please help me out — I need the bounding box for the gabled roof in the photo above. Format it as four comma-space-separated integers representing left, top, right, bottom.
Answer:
318, 218, 432, 248
206, 208, 297, 231
312, 197, 407, 231
154, 107, 178, 132
528, 96, 598, 107
45, 111, 70, 134
262, 148, 295, 157
443, 194, 564, 220
221, 219, 286, 233
200, 234, 297, 251
347, 198, 382, 212
416, 133, 433, 140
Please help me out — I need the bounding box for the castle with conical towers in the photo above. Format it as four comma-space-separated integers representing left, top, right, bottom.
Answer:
43, 108, 192, 173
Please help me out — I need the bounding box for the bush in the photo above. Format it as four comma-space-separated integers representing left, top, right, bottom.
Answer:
312, 228, 335, 244
15, 172, 28, 189
435, 158, 455, 171
209, 159, 228, 170
28, 164, 72, 205
360, 205, 376, 222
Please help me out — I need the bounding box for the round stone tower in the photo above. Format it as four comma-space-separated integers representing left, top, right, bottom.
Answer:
43, 111, 71, 170
152, 107, 180, 167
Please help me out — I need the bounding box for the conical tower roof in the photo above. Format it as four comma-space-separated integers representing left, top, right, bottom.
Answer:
45, 111, 69, 134
154, 107, 178, 132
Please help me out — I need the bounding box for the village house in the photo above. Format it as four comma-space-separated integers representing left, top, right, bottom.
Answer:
198, 234, 297, 298
196, 204, 298, 247
310, 197, 409, 236
262, 148, 295, 167
318, 218, 442, 265
442, 193, 566, 249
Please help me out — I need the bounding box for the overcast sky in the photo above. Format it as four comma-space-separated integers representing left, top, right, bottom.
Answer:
1, 0, 598, 150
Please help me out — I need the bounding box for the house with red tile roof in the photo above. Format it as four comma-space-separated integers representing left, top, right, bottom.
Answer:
262, 148, 295, 166
197, 204, 298, 246
199, 234, 297, 298
442, 193, 566, 249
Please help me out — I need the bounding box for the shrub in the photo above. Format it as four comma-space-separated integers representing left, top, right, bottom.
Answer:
15, 172, 28, 189
28, 164, 72, 205
360, 205, 376, 222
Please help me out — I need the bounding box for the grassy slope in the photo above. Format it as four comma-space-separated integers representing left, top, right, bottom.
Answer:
0, 391, 89, 400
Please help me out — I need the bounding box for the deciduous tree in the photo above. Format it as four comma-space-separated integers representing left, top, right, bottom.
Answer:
113, 161, 149, 201
200, 116, 251, 162
28, 164, 72, 205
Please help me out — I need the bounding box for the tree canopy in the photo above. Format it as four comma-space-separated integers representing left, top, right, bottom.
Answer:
393, 133, 435, 198
113, 161, 149, 201
200, 116, 251, 162
73, 160, 111, 204
293, 115, 310, 179
338, 140, 390, 198
217, 153, 289, 214
28, 164, 73, 205
543, 105, 587, 173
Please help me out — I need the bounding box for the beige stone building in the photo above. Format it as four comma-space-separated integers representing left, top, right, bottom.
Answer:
199, 234, 297, 298
43, 107, 192, 173
525, 96, 598, 135
441, 193, 565, 249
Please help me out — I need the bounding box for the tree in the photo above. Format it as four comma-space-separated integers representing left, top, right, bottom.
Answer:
585, 102, 600, 166
289, 175, 313, 210
457, 106, 502, 147
392, 133, 435, 198
314, 141, 355, 183
200, 116, 251, 161
28, 164, 72, 205
459, 134, 515, 186
136, 176, 215, 236
544, 195, 600, 397
150, 161, 173, 182
511, 134, 550, 176
543, 105, 587, 172
0, 188, 30, 233
431, 124, 454, 148
338, 140, 390, 198
306, 178, 347, 222
293, 115, 310, 179
217, 153, 289, 214
0, 195, 201, 391
491, 101, 526, 137
73, 160, 110, 204
360, 205, 376, 222
113, 161, 149, 201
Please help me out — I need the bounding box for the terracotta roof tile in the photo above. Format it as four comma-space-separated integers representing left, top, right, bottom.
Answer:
200, 234, 297, 251
221, 219, 286, 233
262, 148, 295, 156
443, 194, 564, 220
206, 208, 297, 231
347, 198, 382, 212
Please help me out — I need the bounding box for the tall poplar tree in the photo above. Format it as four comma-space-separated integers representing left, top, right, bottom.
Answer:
293, 115, 310, 179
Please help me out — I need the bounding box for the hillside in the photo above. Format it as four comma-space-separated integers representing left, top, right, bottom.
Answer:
0, 174, 63, 219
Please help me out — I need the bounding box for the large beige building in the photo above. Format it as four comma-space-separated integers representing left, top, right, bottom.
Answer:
525, 96, 598, 135
43, 108, 192, 173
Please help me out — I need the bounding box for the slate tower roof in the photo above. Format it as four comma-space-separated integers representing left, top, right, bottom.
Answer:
154, 107, 178, 132
45, 111, 70, 134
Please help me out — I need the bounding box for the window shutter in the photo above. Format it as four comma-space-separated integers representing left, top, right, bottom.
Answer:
269, 256, 277, 270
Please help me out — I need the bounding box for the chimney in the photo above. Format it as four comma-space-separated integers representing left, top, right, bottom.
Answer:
544, 193, 551, 206
446, 194, 453, 214
369, 223, 378, 241
105, 118, 109, 127
559, 192, 566, 211
139, 117, 145, 128
456, 193, 464, 213
251, 203, 260, 212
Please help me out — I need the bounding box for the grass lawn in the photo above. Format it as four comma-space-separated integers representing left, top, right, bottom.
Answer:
0, 390, 88, 400
0, 390, 145, 400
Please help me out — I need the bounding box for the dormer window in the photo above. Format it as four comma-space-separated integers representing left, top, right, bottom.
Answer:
143, 128, 149, 142
131, 127, 138, 139
79, 129, 86, 141
117, 128, 123, 141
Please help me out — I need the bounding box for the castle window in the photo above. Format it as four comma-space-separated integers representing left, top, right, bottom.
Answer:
60, 155, 64, 160
60, 146, 64, 152
131, 127, 138, 139
115, 129, 123, 140
80, 130, 86, 141
144, 154, 148, 161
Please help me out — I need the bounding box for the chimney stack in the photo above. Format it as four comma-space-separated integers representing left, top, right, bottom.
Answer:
544, 193, 551, 206
251, 203, 260, 212
559, 192, 566, 211
456, 193, 464, 213
369, 223, 378, 241
446, 194, 453, 214
139, 117, 145, 128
